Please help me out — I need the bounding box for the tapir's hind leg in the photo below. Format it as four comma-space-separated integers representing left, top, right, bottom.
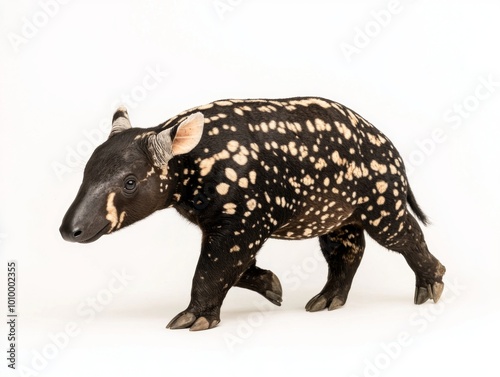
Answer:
235, 262, 283, 306
364, 211, 446, 304
306, 225, 365, 312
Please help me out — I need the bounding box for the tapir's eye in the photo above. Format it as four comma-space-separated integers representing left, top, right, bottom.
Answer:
125, 179, 136, 190
123, 176, 137, 194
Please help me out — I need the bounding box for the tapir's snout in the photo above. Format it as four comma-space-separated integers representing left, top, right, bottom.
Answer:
59, 220, 80, 242
59, 210, 110, 243
60, 189, 110, 244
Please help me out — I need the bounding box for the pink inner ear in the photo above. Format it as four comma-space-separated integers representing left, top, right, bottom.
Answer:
171, 113, 204, 156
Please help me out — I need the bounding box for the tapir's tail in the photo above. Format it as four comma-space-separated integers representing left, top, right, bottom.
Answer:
407, 186, 429, 226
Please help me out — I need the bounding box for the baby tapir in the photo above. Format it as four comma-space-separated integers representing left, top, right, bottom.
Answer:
60, 97, 446, 331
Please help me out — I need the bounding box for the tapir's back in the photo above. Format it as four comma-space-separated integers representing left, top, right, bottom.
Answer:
166, 96, 405, 175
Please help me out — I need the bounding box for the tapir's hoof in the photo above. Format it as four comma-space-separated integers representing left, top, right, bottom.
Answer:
305, 293, 346, 312
167, 311, 220, 331
265, 290, 282, 306
414, 281, 444, 305
265, 273, 283, 306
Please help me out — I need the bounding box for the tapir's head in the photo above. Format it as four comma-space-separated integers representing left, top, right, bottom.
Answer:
60, 107, 204, 243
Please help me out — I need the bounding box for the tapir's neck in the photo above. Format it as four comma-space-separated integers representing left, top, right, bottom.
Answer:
161, 157, 182, 208
163, 156, 195, 207
166, 155, 203, 224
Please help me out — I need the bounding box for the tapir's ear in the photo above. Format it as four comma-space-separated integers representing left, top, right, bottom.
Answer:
171, 112, 204, 156
147, 112, 204, 167
109, 106, 132, 138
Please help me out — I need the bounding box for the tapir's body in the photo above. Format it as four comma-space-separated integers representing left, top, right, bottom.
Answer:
60, 97, 446, 331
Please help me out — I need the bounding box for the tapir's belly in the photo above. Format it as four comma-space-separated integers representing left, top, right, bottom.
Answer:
271, 203, 355, 240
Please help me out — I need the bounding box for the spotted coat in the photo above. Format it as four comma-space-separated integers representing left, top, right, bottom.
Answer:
60, 97, 446, 331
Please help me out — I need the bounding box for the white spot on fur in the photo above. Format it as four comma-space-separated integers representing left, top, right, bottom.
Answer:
335, 121, 352, 140
247, 199, 257, 211
303, 228, 313, 236
227, 140, 239, 152
289, 98, 331, 109
367, 133, 382, 146
199, 150, 230, 176
302, 175, 314, 186
223, 203, 237, 215
315, 158, 327, 170
331, 151, 345, 165
230, 245, 241, 253
370, 160, 388, 174
215, 100, 233, 106
216, 183, 230, 195
376, 181, 388, 194
106, 192, 118, 231
249, 171, 257, 184
238, 177, 248, 188
233, 153, 248, 165
225, 168, 237, 182
395, 200, 402, 210
264, 192, 271, 203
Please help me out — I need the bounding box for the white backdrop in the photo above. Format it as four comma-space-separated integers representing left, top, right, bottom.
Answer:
1, 1, 499, 376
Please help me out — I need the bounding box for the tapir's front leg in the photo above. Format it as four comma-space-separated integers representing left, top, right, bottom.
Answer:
167, 229, 264, 331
